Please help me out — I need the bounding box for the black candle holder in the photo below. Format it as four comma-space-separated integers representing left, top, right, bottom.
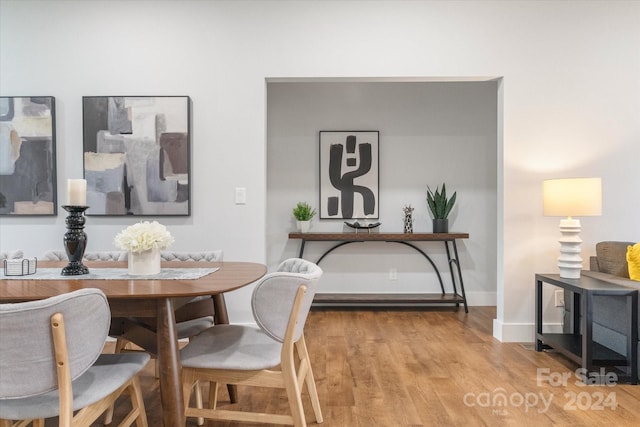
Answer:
61, 205, 89, 276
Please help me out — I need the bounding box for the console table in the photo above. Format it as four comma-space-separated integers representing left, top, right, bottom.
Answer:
535, 273, 638, 384
288, 232, 469, 312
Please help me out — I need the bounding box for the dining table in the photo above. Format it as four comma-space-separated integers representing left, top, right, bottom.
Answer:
0, 259, 267, 427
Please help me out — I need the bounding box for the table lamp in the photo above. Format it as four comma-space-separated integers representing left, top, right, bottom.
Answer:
543, 177, 602, 279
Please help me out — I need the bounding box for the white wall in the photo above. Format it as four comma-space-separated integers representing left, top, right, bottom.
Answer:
1, 0, 639, 339
267, 80, 497, 305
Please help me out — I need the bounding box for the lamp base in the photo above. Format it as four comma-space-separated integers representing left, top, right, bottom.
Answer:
557, 218, 582, 279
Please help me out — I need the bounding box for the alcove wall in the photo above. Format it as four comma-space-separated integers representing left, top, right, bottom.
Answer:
266, 79, 499, 304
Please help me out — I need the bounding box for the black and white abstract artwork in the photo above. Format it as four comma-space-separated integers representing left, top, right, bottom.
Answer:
0, 96, 57, 215
319, 130, 379, 219
82, 96, 190, 216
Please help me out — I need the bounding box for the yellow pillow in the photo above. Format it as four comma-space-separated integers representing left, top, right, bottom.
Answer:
627, 243, 640, 281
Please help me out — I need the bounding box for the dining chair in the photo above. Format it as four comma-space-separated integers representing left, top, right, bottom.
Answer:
0, 250, 23, 260
180, 258, 323, 427
41, 250, 127, 261
0, 288, 149, 427
115, 250, 224, 352
109, 250, 226, 426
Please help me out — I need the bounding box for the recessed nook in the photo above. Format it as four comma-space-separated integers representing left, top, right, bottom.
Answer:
266, 77, 502, 306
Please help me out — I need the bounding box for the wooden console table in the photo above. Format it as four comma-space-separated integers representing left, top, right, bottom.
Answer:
288, 232, 469, 312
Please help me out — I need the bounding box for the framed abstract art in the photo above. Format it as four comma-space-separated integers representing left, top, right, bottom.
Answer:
82, 96, 190, 216
319, 130, 379, 219
0, 96, 57, 215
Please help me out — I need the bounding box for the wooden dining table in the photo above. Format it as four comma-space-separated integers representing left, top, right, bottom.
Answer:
0, 260, 267, 427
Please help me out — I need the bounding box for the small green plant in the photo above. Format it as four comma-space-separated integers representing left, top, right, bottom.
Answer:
426, 184, 457, 219
292, 202, 317, 221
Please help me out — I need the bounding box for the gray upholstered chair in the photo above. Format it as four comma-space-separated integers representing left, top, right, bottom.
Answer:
84, 251, 127, 261
115, 250, 224, 351
110, 250, 225, 426
180, 258, 323, 427
160, 250, 223, 262
41, 250, 67, 261
41, 250, 127, 262
162, 251, 225, 337
0, 250, 23, 261
0, 288, 149, 427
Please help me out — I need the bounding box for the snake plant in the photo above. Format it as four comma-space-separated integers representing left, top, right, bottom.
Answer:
426, 184, 457, 219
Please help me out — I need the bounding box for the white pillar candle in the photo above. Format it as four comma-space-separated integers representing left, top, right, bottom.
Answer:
67, 179, 87, 206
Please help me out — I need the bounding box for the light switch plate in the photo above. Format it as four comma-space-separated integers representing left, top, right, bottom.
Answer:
235, 187, 246, 204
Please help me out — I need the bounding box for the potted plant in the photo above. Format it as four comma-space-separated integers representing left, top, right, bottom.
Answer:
426, 183, 457, 233
292, 202, 317, 233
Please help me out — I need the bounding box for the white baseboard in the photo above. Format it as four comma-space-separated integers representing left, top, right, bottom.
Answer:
492, 319, 563, 343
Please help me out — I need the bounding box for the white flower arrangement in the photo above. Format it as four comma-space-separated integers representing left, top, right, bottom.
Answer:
114, 221, 174, 254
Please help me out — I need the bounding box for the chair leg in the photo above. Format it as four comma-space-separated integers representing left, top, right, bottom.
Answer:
209, 382, 219, 410
129, 376, 149, 427
104, 402, 115, 425
193, 381, 204, 426
182, 369, 198, 421
104, 338, 129, 425
114, 337, 129, 353
296, 336, 323, 423
282, 356, 306, 427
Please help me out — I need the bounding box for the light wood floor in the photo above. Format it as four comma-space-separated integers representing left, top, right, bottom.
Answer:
51, 307, 640, 426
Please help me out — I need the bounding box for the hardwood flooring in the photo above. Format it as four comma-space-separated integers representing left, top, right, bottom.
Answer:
51, 307, 640, 426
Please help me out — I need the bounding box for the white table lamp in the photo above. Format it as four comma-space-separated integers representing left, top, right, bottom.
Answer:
543, 178, 602, 279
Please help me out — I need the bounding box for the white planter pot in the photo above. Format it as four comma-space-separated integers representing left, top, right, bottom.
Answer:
297, 220, 311, 233
128, 247, 161, 275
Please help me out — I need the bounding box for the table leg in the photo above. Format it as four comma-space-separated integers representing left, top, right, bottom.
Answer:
582, 292, 593, 376
630, 291, 638, 384
535, 278, 543, 351
298, 239, 306, 258
213, 294, 229, 325
156, 297, 186, 427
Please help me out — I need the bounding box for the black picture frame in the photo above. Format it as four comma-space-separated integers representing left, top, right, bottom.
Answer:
319, 130, 379, 219
0, 96, 57, 215
82, 96, 191, 216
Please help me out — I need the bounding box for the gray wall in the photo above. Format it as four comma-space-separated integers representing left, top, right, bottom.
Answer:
267, 81, 498, 302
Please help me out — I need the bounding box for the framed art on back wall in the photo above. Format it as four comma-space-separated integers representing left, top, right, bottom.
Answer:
82, 96, 190, 216
319, 130, 379, 219
0, 96, 57, 215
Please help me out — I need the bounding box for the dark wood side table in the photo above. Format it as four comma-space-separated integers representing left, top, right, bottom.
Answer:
535, 273, 638, 384
289, 232, 469, 312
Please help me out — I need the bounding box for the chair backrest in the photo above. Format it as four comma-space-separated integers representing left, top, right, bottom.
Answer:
0, 250, 23, 261
42, 250, 66, 261
0, 288, 110, 399
252, 258, 322, 343
594, 241, 634, 278
83, 251, 127, 261
42, 250, 127, 261
160, 250, 223, 262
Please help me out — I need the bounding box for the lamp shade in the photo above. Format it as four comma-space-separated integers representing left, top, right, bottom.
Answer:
543, 177, 602, 217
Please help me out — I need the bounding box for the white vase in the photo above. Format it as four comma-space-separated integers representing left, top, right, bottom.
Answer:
128, 247, 161, 275
297, 220, 311, 233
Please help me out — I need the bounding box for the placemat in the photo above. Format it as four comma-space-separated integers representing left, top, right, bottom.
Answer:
3, 267, 219, 281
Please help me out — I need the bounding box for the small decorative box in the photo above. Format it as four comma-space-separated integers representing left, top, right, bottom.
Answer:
3, 258, 37, 276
